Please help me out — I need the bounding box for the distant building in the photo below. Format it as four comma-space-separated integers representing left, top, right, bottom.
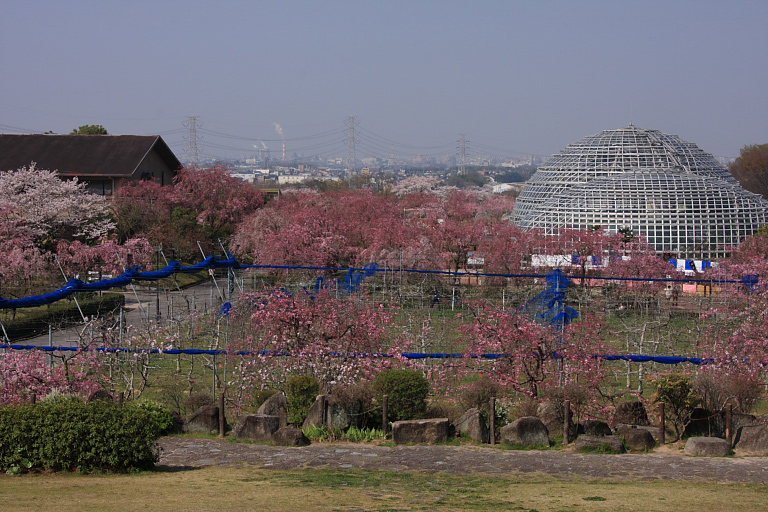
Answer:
512, 125, 768, 259
0, 134, 182, 195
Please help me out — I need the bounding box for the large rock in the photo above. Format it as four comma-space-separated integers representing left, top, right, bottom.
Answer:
500, 417, 550, 447
582, 419, 612, 437
87, 390, 114, 402
303, 394, 361, 430
536, 402, 574, 440
685, 409, 757, 439
615, 423, 663, 443
614, 401, 650, 426
617, 425, 656, 451
273, 426, 310, 446
183, 405, 222, 434
257, 392, 288, 428
233, 414, 280, 442
683, 408, 721, 438
454, 408, 489, 443
303, 394, 327, 429
684, 436, 730, 457
392, 418, 450, 445
573, 434, 625, 453
734, 422, 768, 454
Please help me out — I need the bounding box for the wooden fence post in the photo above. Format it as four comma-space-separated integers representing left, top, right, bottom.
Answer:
320, 395, 327, 427
382, 395, 389, 433
219, 391, 226, 437
489, 397, 496, 445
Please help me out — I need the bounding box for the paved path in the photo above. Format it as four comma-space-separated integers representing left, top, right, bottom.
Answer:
157, 437, 768, 484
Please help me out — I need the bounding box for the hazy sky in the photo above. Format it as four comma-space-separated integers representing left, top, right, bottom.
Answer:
2, 0, 767, 162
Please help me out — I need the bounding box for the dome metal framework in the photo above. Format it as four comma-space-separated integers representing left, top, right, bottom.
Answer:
512, 125, 768, 259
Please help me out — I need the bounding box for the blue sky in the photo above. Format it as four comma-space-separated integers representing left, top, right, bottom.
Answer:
2, 0, 766, 162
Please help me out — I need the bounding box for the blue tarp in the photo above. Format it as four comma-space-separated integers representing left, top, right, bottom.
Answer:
0, 344, 715, 365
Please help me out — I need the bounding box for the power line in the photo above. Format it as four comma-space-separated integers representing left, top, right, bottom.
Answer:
183, 116, 202, 164
345, 116, 358, 175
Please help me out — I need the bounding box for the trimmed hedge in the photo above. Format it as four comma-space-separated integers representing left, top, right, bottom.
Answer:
0, 398, 165, 473
372, 369, 430, 422
285, 375, 321, 425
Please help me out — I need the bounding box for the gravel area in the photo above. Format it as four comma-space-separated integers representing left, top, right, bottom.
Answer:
157, 437, 768, 484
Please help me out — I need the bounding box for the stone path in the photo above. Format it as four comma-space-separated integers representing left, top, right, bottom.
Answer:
157, 437, 768, 484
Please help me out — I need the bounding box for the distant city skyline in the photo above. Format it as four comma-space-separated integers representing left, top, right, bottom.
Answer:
2, 1, 766, 163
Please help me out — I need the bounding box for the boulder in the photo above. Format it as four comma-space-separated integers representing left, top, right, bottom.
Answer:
683, 408, 721, 438
392, 418, 450, 445
327, 397, 356, 429
734, 422, 768, 454
684, 436, 730, 457
257, 392, 289, 428
302, 394, 361, 430
615, 423, 663, 443
454, 408, 489, 443
614, 401, 650, 426
684, 409, 758, 439
536, 402, 574, 439
582, 419, 612, 437
573, 434, 625, 453
273, 426, 311, 446
183, 405, 222, 434
500, 416, 549, 447
617, 425, 656, 451
233, 414, 280, 442
303, 394, 328, 429
87, 390, 114, 402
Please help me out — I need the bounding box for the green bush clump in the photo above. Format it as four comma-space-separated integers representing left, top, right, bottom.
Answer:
0, 397, 164, 473
285, 375, 320, 425
372, 369, 430, 422
136, 400, 176, 435
652, 373, 700, 440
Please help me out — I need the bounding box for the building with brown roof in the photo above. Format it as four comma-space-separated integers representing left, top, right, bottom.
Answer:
0, 134, 182, 195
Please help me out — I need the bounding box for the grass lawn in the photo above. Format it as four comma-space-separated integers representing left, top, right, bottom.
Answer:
1, 466, 766, 512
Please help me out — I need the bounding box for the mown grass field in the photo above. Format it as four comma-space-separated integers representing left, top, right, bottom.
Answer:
1, 466, 766, 512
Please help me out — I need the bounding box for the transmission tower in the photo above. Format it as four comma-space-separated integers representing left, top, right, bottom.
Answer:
183, 115, 203, 165
345, 116, 358, 175
457, 133, 467, 174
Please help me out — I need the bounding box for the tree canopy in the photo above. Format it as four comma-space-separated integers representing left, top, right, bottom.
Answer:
70, 124, 108, 135
730, 143, 768, 199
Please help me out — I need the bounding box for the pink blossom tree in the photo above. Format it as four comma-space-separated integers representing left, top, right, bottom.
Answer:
226, 288, 416, 409
0, 163, 113, 247
0, 349, 105, 405
457, 304, 613, 415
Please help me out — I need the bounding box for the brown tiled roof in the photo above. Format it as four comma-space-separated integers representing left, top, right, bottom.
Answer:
0, 134, 182, 178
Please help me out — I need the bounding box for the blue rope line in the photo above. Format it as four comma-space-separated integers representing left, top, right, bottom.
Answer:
0, 344, 713, 365
1, 257, 755, 310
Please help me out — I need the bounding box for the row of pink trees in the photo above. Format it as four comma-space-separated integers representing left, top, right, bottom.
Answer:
0, 164, 154, 299
113, 165, 265, 261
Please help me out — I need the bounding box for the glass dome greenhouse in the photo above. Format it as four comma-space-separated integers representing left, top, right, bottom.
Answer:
512, 125, 768, 258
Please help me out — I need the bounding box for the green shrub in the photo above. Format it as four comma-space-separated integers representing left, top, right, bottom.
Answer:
0, 397, 164, 473
652, 373, 700, 440
285, 375, 320, 425
135, 400, 176, 435
185, 391, 214, 415
252, 389, 278, 410
372, 369, 430, 422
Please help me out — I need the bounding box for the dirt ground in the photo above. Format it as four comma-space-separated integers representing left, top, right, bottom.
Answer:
157, 437, 768, 484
